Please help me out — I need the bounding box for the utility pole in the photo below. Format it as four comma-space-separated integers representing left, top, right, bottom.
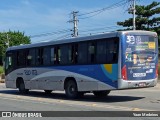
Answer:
133, 0, 136, 30
6, 34, 10, 48
68, 11, 79, 37
128, 0, 136, 30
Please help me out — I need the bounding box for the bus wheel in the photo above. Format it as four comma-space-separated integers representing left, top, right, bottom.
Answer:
18, 80, 29, 94
44, 90, 52, 94
65, 80, 78, 99
93, 90, 110, 98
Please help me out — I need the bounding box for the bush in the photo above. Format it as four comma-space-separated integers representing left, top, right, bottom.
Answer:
0, 66, 4, 74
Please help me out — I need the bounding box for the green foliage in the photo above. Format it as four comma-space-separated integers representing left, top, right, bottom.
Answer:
117, 1, 160, 29
0, 66, 4, 74
0, 31, 31, 65
117, 1, 160, 46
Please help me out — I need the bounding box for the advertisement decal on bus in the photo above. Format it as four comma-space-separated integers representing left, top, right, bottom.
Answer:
122, 34, 158, 80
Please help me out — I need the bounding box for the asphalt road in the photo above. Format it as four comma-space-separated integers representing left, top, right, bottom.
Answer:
0, 83, 159, 120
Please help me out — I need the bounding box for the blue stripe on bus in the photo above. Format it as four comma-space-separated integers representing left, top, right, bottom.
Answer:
43, 64, 118, 88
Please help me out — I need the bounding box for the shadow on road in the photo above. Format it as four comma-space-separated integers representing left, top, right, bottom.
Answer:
0, 89, 145, 103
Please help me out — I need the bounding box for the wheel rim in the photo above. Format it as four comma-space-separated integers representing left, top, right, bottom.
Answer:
69, 85, 76, 95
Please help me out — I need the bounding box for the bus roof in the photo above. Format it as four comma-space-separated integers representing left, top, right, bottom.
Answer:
6, 30, 157, 51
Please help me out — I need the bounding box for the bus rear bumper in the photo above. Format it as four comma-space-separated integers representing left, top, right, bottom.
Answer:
118, 78, 157, 89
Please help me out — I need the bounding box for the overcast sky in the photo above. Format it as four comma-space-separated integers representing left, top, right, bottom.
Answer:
0, 0, 157, 43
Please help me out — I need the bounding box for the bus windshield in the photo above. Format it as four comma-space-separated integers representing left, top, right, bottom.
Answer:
122, 34, 158, 80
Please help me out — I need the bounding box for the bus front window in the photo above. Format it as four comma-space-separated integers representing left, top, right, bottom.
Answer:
5, 54, 13, 73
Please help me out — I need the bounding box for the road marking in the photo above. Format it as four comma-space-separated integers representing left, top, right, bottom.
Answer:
132, 108, 140, 111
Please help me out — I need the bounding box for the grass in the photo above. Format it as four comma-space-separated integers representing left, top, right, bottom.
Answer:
0, 66, 4, 75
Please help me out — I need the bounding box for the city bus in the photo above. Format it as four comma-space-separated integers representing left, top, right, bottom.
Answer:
4, 30, 158, 98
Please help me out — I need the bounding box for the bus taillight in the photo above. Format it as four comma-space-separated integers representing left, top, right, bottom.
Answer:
156, 64, 158, 78
122, 65, 127, 80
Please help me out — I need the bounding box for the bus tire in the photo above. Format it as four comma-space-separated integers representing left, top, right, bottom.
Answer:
44, 90, 52, 94
18, 79, 29, 94
93, 90, 110, 98
65, 80, 78, 99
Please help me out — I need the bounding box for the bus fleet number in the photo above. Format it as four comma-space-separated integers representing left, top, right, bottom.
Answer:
24, 70, 38, 76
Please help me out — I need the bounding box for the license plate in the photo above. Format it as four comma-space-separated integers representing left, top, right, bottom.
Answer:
138, 82, 146, 87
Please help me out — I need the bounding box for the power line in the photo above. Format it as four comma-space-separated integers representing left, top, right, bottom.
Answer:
79, 25, 122, 33
76, 24, 126, 37
30, 29, 71, 38
55, 33, 71, 40
78, 0, 128, 19
78, 0, 125, 16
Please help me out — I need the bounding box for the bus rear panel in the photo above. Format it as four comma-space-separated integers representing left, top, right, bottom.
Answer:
119, 31, 158, 89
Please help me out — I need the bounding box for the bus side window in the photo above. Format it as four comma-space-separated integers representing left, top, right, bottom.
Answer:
68, 45, 74, 64
106, 41, 113, 63
60, 45, 68, 64
88, 42, 96, 63
54, 47, 57, 64
74, 44, 78, 64
57, 47, 61, 64
60, 44, 74, 65
96, 40, 106, 63
37, 48, 43, 65
106, 40, 119, 63
53, 47, 59, 64
17, 50, 26, 67
78, 42, 88, 64
26, 49, 36, 66
113, 40, 119, 63
50, 47, 54, 64
42, 47, 51, 65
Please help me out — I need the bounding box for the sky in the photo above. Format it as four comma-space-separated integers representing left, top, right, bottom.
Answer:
0, 0, 157, 43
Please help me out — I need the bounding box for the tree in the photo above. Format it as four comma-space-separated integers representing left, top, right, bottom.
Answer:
0, 31, 31, 65
117, 1, 160, 44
